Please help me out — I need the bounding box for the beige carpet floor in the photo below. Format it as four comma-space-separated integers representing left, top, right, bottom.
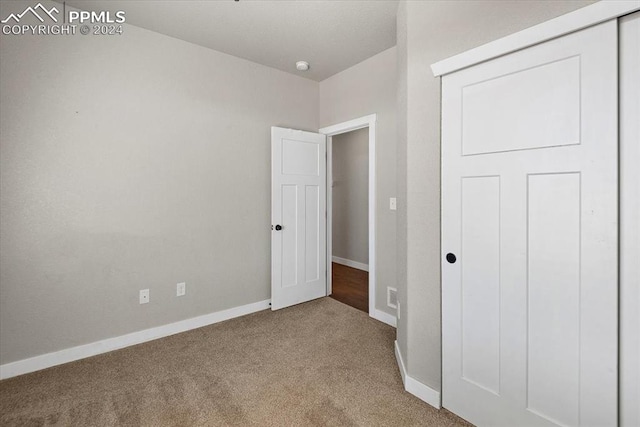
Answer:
0, 297, 471, 426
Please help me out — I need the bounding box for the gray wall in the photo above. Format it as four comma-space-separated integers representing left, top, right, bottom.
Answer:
395, 0, 409, 362
320, 46, 397, 317
332, 128, 369, 265
395, 0, 597, 391
0, 0, 318, 364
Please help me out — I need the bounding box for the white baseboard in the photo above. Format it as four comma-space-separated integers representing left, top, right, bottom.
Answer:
0, 299, 271, 380
372, 309, 397, 328
332, 256, 369, 272
395, 340, 408, 386
394, 340, 441, 409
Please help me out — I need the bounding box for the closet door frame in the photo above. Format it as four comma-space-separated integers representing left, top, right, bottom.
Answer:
619, 11, 639, 427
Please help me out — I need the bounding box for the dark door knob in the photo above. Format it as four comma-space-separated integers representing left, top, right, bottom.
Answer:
446, 253, 457, 264
275, 225, 282, 231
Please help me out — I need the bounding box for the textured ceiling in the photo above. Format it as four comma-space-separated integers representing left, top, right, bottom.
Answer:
65, 0, 399, 81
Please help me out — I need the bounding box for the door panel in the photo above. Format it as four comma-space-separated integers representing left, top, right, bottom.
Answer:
461, 176, 501, 395
442, 20, 618, 427
527, 173, 581, 426
462, 56, 580, 155
281, 184, 298, 288
282, 139, 320, 176
272, 127, 326, 310
304, 185, 320, 282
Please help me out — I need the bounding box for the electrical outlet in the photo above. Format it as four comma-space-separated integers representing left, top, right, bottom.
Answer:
387, 287, 398, 309
389, 197, 397, 211
177, 282, 186, 297
139, 289, 149, 304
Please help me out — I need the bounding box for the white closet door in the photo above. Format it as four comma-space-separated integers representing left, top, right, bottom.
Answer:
442, 20, 618, 427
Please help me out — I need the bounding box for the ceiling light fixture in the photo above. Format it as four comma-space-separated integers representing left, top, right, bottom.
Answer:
296, 61, 310, 71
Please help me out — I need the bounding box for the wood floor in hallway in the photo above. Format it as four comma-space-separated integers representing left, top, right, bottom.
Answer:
330, 262, 368, 313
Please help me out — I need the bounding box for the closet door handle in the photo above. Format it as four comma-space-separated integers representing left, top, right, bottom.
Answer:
275, 225, 282, 231
446, 253, 457, 264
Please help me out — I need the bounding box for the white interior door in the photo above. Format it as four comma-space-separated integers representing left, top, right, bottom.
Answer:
442, 20, 618, 427
271, 127, 327, 310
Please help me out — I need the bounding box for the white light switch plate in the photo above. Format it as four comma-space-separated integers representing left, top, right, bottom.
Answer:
390, 197, 397, 211
177, 282, 186, 297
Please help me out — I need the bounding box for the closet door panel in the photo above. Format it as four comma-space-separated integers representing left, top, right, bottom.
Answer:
442, 20, 618, 427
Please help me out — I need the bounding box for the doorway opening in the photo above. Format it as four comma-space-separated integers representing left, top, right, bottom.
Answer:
320, 114, 376, 316
329, 128, 369, 312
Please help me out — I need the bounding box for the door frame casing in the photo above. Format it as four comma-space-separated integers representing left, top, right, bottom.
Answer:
319, 114, 378, 318
431, 1, 640, 77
